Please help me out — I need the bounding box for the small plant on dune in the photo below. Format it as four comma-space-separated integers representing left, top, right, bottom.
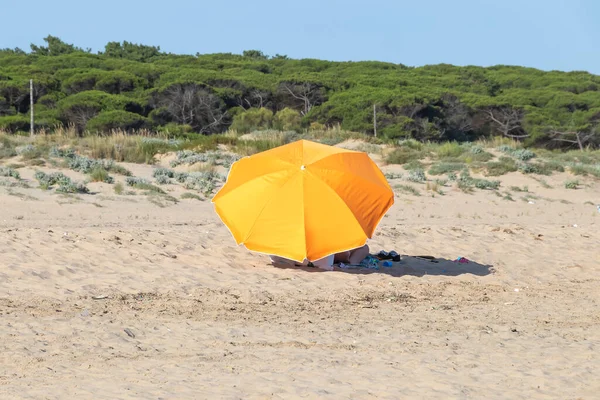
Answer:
34, 171, 88, 193
147, 193, 179, 208
497, 144, 515, 154
182, 171, 221, 196
532, 177, 553, 189
473, 179, 501, 190
485, 157, 518, 176
125, 177, 149, 186
109, 164, 132, 176
564, 180, 580, 189
170, 150, 218, 167
469, 145, 484, 154
155, 175, 170, 185
569, 163, 600, 178
426, 181, 444, 195
56, 180, 89, 194
0, 137, 17, 159
403, 160, 425, 171
125, 176, 164, 193
114, 182, 124, 195
511, 149, 535, 161
407, 169, 426, 183
152, 167, 175, 184
68, 155, 114, 174
181, 192, 203, 201
0, 166, 20, 179
518, 163, 539, 174
503, 193, 515, 201
428, 162, 465, 176
397, 139, 424, 150
458, 169, 500, 191
384, 172, 403, 180
16, 144, 42, 160
433, 142, 465, 158
49, 146, 76, 159
89, 167, 114, 184
385, 148, 425, 165
394, 184, 421, 196
509, 186, 529, 193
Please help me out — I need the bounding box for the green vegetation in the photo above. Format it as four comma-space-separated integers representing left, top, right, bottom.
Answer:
564, 180, 580, 189
89, 167, 114, 183
34, 171, 89, 193
181, 192, 203, 201
113, 182, 124, 194
125, 176, 164, 193
394, 184, 420, 196
0, 36, 598, 150
0, 166, 20, 179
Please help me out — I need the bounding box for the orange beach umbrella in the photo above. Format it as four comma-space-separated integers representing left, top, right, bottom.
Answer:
211, 139, 394, 262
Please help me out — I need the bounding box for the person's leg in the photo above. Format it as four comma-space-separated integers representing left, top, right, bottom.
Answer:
348, 244, 370, 265
334, 251, 351, 264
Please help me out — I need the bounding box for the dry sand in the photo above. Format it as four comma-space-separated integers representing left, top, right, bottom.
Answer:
1, 147, 599, 399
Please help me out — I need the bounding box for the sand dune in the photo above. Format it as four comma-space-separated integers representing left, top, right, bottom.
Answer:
1, 150, 599, 399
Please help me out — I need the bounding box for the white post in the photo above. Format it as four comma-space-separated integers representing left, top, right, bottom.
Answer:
30, 79, 34, 136
373, 104, 377, 138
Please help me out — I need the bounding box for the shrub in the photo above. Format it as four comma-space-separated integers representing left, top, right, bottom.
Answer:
181, 171, 221, 195
273, 108, 301, 131
434, 142, 465, 158
458, 170, 500, 190
155, 175, 171, 185
69, 155, 114, 174
512, 149, 535, 161
518, 163, 538, 174
385, 148, 424, 165
152, 167, 175, 179
89, 167, 114, 183
428, 163, 464, 176
394, 184, 420, 196
170, 150, 218, 167
110, 164, 132, 176
181, 192, 203, 201
125, 176, 150, 186
570, 163, 600, 178
485, 157, 518, 176
407, 169, 426, 183
473, 179, 501, 190
564, 180, 579, 189
0, 166, 20, 179
49, 146, 76, 159
34, 171, 88, 193
57, 180, 89, 194
0, 115, 30, 133
230, 107, 273, 133
114, 182, 124, 194
86, 110, 150, 133
469, 145, 484, 154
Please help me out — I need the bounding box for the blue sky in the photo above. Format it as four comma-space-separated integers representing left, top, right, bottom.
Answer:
2, 0, 599, 74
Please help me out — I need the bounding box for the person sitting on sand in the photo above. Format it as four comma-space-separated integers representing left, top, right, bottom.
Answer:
333, 244, 370, 265
269, 244, 370, 270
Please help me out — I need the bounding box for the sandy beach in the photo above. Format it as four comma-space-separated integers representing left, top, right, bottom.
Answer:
1, 144, 599, 399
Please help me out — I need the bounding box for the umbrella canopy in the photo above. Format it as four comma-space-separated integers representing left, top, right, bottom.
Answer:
211, 139, 394, 262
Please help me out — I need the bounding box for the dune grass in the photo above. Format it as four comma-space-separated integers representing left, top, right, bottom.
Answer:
394, 184, 421, 196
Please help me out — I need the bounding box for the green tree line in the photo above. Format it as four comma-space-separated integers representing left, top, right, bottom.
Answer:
1, 35, 599, 149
